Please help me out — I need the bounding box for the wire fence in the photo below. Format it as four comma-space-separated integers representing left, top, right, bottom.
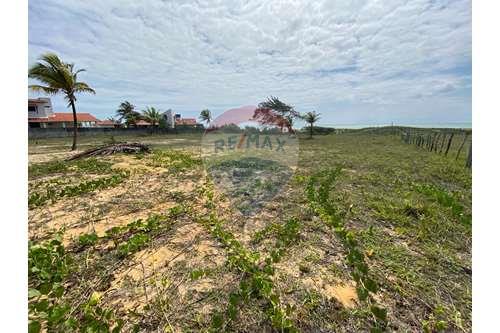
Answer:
400, 128, 472, 169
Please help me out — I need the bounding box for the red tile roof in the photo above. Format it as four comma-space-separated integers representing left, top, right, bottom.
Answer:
29, 113, 99, 123
175, 118, 197, 125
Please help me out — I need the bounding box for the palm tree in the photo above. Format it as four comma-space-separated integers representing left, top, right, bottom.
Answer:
303, 111, 321, 138
28, 53, 95, 150
142, 107, 162, 126
199, 109, 212, 126
116, 101, 141, 128
253, 96, 300, 133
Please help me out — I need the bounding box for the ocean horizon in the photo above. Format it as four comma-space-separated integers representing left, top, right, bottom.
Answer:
320, 122, 472, 129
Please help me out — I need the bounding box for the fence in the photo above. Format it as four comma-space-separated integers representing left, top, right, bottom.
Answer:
400, 128, 472, 169
28, 125, 205, 139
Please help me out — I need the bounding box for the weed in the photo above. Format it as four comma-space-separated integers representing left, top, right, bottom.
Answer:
28, 234, 122, 332
29, 158, 113, 179
305, 167, 388, 331
199, 179, 298, 332
147, 150, 201, 172
29, 172, 129, 208
78, 232, 99, 247
117, 233, 151, 258
414, 183, 471, 227
189, 268, 212, 280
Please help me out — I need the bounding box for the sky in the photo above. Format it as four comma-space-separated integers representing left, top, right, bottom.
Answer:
28, 0, 471, 127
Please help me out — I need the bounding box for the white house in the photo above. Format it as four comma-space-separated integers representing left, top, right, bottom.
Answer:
28, 98, 99, 128
28, 98, 53, 119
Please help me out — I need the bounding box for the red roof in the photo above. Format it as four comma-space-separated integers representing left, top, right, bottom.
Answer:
29, 113, 99, 123
175, 118, 197, 125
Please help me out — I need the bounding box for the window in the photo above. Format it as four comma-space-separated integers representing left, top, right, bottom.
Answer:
28, 105, 36, 112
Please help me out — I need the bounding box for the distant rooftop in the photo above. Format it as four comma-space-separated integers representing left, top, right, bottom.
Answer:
176, 118, 197, 125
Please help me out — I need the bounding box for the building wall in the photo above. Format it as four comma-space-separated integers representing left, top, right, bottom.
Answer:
162, 109, 175, 128
28, 98, 53, 118
37, 121, 97, 129
29, 125, 204, 139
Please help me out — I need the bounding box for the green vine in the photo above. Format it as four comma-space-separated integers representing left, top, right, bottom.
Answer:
28, 233, 123, 332
198, 179, 298, 332
29, 172, 129, 208
304, 168, 388, 332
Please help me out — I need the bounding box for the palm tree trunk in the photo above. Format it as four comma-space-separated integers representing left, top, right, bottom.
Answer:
70, 99, 78, 150
310, 123, 313, 138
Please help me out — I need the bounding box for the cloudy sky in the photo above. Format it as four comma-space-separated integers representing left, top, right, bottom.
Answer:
28, 0, 471, 126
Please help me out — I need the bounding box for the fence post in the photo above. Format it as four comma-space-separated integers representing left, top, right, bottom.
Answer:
456, 132, 470, 160
430, 133, 436, 151
444, 133, 454, 156
434, 133, 441, 152
466, 142, 472, 168
439, 133, 446, 154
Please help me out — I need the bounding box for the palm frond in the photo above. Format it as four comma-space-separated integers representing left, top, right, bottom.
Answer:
28, 65, 65, 89
39, 53, 64, 70
28, 85, 60, 95
74, 82, 96, 94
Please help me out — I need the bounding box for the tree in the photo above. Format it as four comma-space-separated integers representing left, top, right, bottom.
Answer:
252, 96, 299, 133
116, 101, 141, 128
142, 107, 161, 127
199, 109, 212, 126
302, 111, 321, 138
158, 117, 167, 129
28, 53, 95, 150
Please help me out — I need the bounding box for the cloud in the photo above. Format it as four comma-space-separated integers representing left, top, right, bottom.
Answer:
28, 0, 471, 125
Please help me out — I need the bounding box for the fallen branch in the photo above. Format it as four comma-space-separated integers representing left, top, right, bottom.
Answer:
66, 142, 151, 161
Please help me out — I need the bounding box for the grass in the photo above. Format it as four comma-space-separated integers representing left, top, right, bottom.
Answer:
28, 129, 471, 332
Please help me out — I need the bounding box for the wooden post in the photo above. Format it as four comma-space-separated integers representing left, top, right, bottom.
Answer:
439, 133, 447, 154
466, 142, 472, 168
429, 133, 436, 151
455, 132, 470, 160
430, 133, 437, 151
444, 133, 454, 156
434, 133, 441, 152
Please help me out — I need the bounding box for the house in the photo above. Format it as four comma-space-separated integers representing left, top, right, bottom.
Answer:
28, 98, 99, 128
28, 98, 53, 119
96, 120, 121, 128
162, 109, 175, 128
29, 113, 99, 128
